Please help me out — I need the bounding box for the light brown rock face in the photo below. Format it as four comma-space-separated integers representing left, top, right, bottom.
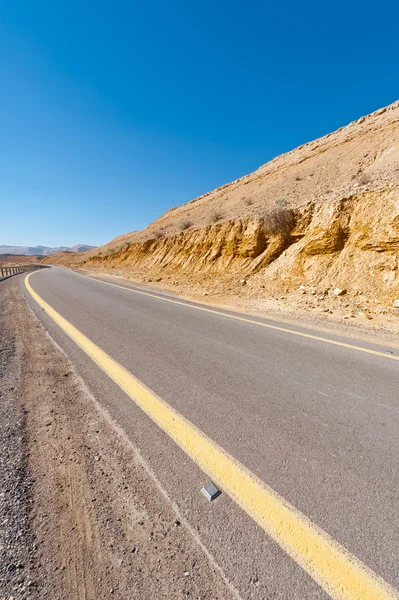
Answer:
263, 190, 399, 303
46, 100, 399, 309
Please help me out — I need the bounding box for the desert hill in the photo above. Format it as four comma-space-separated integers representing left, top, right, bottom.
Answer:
0, 254, 44, 267
46, 100, 399, 324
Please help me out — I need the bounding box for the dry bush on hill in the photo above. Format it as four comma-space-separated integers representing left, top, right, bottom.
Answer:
178, 220, 193, 232
358, 172, 371, 185
210, 211, 223, 223
275, 198, 288, 208
263, 208, 296, 238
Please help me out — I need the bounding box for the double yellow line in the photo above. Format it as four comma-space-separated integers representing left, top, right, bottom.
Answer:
25, 273, 398, 600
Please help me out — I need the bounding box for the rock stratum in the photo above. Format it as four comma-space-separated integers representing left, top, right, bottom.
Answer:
46, 100, 399, 320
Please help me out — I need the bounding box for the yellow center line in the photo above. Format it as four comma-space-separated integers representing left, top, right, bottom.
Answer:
73, 270, 398, 362
25, 272, 398, 600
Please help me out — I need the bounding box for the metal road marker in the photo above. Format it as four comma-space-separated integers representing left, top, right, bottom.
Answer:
201, 482, 222, 502
25, 272, 399, 600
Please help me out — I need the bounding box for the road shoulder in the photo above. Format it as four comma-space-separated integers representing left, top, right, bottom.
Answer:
73, 267, 399, 349
0, 276, 234, 599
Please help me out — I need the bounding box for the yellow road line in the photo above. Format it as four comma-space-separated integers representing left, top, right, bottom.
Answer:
75, 271, 399, 362
25, 272, 398, 600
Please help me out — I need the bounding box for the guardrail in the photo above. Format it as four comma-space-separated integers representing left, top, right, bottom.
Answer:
0, 264, 49, 280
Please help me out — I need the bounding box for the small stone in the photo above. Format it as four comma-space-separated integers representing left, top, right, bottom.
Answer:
333, 288, 346, 296
393, 300, 399, 308
184, 571, 190, 576
240, 279, 247, 285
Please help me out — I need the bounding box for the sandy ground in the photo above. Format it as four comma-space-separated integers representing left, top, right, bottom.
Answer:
0, 276, 234, 600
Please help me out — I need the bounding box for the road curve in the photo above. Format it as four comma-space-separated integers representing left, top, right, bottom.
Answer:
23, 267, 399, 599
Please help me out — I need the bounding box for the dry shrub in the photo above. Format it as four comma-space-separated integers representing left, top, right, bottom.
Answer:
358, 172, 371, 185
275, 198, 288, 208
178, 220, 193, 232
152, 229, 164, 239
245, 197, 253, 206
264, 208, 296, 237
210, 211, 223, 223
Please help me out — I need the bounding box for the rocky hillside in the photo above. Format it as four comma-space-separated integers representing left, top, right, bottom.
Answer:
0, 254, 44, 267
46, 100, 399, 321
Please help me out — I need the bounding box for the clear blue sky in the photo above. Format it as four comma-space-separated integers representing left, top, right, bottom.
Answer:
1, 1, 397, 247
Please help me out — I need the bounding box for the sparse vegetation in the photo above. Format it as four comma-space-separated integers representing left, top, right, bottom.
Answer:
294, 174, 303, 181
210, 211, 223, 223
263, 208, 296, 237
178, 220, 193, 232
275, 198, 288, 208
152, 229, 164, 239
358, 172, 371, 185
245, 197, 253, 206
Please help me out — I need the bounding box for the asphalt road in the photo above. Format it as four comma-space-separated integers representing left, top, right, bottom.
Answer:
24, 266, 399, 599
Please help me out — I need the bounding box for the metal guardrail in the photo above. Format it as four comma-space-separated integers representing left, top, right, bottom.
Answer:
0, 264, 48, 280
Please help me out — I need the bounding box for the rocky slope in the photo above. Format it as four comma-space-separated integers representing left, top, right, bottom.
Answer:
46, 100, 399, 321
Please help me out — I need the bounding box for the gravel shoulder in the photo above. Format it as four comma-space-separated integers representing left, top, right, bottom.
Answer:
0, 276, 234, 599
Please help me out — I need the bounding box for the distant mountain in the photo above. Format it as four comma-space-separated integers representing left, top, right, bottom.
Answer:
0, 244, 96, 256
70, 244, 96, 253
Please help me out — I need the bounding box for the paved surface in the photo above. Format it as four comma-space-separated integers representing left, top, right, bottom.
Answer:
24, 266, 399, 599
